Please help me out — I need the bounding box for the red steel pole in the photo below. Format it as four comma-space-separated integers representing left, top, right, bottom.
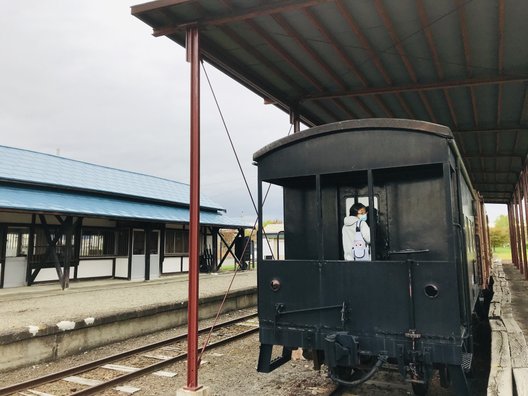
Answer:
508, 200, 519, 268
185, 25, 201, 391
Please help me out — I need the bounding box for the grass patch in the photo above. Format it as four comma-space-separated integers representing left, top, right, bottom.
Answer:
492, 246, 512, 261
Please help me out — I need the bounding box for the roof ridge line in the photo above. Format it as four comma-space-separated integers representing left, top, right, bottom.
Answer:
0, 144, 190, 188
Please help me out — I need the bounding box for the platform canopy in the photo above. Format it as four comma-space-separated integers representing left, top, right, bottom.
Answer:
132, 0, 528, 204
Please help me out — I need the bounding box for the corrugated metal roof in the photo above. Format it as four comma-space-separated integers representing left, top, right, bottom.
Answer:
0, 145, 223, 211
0, 184, 247, 227
132, 0, 528, 204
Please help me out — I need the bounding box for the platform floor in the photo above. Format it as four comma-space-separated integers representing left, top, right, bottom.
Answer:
0, 270, 257, 337
503, 262, 528, 340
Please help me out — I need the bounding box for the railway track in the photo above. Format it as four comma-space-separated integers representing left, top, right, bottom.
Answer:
0, 313, 259, 396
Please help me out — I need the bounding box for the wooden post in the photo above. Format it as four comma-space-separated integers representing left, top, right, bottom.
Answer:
508, 203, 519, 268
516, 188, 527, 275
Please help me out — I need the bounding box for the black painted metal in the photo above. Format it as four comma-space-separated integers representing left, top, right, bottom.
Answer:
25, 214, 36, 286
0, 225, 6, 289
73, 217, 83, 280
145, 226, 151, 281
127, 227, 133, 281
254, 120, 477, 393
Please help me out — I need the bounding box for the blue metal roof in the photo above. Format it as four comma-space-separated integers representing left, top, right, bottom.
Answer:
0, 185, 248, 227
0, 145, 223, 211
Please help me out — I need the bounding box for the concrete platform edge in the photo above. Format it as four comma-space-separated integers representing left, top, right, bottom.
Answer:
0, 287, 257, 372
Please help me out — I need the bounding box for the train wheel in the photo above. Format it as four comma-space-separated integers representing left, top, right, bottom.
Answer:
411, 381, 429, 396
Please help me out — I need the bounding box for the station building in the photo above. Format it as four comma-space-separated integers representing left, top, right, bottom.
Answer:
0, 145, 247, 289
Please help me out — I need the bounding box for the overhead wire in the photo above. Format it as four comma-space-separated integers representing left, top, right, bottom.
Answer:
197, 61, 293, 361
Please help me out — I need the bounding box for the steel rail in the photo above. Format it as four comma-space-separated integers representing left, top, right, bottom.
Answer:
70, 326, 259, 396
0, 312, 257, 396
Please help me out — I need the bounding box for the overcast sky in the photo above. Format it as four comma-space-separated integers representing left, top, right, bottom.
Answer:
0, 1, 291, 222
0, 1, 507, 225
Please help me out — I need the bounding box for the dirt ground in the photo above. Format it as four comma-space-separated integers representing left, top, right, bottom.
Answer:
0, 307, 490, 395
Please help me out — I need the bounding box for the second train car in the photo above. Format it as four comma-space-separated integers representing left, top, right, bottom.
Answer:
254, 119, 492, 395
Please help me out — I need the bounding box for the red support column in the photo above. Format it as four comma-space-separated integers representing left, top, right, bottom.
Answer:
185, 25, 201, 392
522, 168, 528, 279
515, 192, 523, 270
517, 187, 527, 275
508, 203, 519, 268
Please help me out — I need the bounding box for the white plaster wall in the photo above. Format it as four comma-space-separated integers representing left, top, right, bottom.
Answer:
115, 258, 128, 278
149, 232, 160, 280
163, 257, 182, 273
34, 268, 59, 282
77, 259, 113, 278
182, 256, 189, 272
3, 257, 27, 288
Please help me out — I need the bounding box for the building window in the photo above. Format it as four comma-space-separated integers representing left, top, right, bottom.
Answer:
116, 229, 129, 257
5, 228, 29, 257
80, 229, 115, 257
133, 230, 145, 255
150, 231, 159, 255
165, 229, 189, 254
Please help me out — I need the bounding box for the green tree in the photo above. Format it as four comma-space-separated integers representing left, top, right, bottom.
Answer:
494, 214, 509, 229
489, 227, 509, 251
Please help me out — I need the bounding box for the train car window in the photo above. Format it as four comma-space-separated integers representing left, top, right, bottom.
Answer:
345, 196, 378, 215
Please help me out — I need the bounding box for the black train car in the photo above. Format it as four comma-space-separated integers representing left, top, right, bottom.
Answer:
253, 119, 491, 395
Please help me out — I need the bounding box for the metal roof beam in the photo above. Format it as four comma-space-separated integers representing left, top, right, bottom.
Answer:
303, 76, 528, 100
336, 0, 414, 118
271, 13, 370, 118
463, 154, 523, 159
302, 8, 394, 117
416, 0, 458, 127
373, 0, 436, 122
455, 128, 528, 134
497, 0, 505, 125
455, 0, 479, 127
149, 0, 334, 36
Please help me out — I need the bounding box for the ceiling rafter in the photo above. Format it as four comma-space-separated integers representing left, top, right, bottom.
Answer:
455, 127, 528, 134
521, 86, 528, 124
511, 130, 521, 172
373, 0, 437, 123
192, 0, 333, 123
271, 13, 374, 117
335, 0, 415, 118
302, 76, 528, 100
302, 8, 395, 117
149, 0, 335, 35
463, 154, 523, 158
219, 25, 335, 119
238, 13, 348, 121
416, 0, 458, 127
497, 0, 505, 126
455, 0, 478, 127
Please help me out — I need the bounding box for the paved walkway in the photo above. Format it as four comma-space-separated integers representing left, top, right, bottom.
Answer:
0, 270, 256, 337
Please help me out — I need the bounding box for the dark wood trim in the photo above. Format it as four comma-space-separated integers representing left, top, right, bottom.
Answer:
63, 216, 74, 289
0, 225, 7, 288
73, 217, 83, 280
159, 225, 166, 275
145, 226, 151, 281
26, 214, 36, 285
127, 227, 133, 281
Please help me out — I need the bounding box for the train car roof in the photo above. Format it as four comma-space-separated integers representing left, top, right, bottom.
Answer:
132, 1, 528, 203
253, 119, 452, 161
